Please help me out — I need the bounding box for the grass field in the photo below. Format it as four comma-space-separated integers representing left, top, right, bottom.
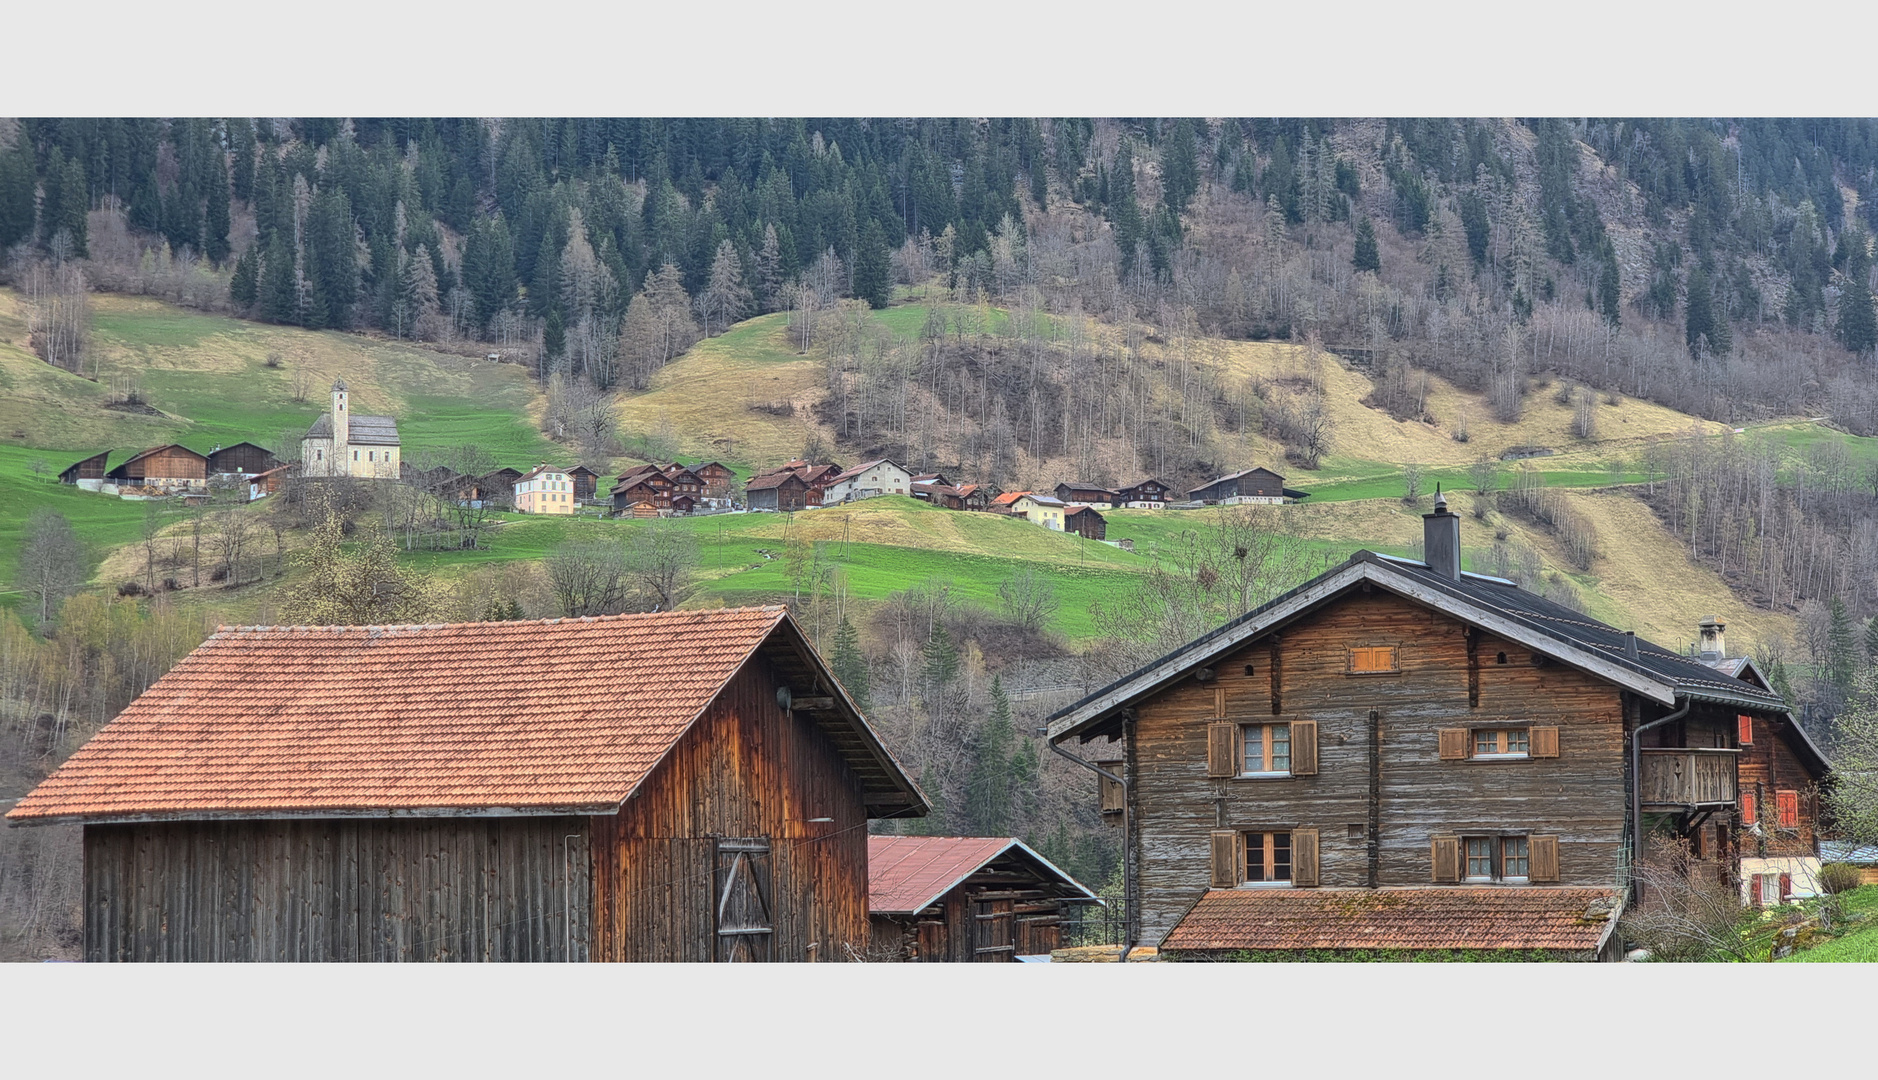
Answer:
1782, 886, 1878, 962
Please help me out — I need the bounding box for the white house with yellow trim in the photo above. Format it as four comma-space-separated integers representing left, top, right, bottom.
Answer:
516, 464, 577, 515
300, 379, 401, 479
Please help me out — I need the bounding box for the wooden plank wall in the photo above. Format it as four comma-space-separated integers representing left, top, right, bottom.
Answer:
1130, 589, 1629, 946
84, 817, 591, 962
1739, 714, 1821, 856
589, 653, 872, 962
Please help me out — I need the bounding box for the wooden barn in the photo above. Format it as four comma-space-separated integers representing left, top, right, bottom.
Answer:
1054, 482, 1119, 507
207, 442, 281, 477
6, 607, 926, 962
567, 465, 600, 501
746, 470, 810, 512
59, 450, 115, 485
867, 836, 1098, 961
1065, 505, 1107, 540
1047, 493, 1821, 959
106, 444, 209, 487
689, 461, 736, 500
478, 467, 523, 507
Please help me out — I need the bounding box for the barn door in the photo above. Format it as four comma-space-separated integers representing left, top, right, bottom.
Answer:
714, 838, 773, 962
972, 897, 1015, 961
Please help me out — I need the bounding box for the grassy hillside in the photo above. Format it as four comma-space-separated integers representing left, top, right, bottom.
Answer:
0, 288, 1847, 651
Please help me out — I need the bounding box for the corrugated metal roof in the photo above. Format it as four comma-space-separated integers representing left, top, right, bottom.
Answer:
1162, 887, 1618, 953
8, 607, 923, 824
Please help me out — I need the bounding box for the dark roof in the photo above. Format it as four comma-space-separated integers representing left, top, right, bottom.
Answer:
1065, 505, 1105, 519
1162, 888, 1620, 953
828, 459, 904, 485
305, 414, 332, 438
305, 412, 400, 445
746, 471, 805, 491
1048, 550, 1789, 743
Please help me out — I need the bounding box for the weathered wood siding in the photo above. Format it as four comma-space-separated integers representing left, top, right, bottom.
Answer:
589, 654, 871, 961
207, 443, 279, 476
1130, 589, 1628, 946
83, 817, 591, 962
1739, 714, 1820, 855
114, 447, 208, 483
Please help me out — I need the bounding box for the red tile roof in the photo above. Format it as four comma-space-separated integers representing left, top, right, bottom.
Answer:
866, 835, 1098, 915
1162, 887, 1619, 953
7, 607, 912, 823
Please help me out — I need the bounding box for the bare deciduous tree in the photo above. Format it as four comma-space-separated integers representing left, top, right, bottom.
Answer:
16, 509, 87, 625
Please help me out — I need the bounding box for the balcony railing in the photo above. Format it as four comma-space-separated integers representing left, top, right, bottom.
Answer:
1639, 748, 1738, 808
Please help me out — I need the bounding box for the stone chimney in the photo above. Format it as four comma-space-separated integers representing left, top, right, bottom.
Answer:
1423, 484, 1461, 581
1698, 617, 1726, 663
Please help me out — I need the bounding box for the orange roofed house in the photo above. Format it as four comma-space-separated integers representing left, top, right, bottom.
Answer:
6, 608, 926, 962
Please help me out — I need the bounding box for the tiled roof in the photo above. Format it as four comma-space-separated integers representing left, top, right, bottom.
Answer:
867, 836, 1099, 915
304, 413, 400, 445
745, 472, 801, 491
992, 491, 1030, 506
7, 607, 847, 823
516, 464, 563, 484
1162, 887, 1618, 953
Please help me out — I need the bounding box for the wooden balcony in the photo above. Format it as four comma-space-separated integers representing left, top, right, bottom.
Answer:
1639, 748, 1737, 808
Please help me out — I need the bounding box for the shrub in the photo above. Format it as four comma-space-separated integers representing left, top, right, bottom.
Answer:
1819, 863, 1863, 895
116, 580, 147, 597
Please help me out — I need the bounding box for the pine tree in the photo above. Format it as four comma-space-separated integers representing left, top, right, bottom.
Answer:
0, 143, 34, 249
229, 248, 259, 309
701, 239, 751, 334
1828, 596, 1857, 700
259, 234, 297, 324
58, 154, 89, 257
753, 223, 784, 313
1598, 251, 1622, 328
1685, 264, 1722, 358
830, 614, 870, 711
853, 218, 891, 309
1837, 230, 1876, 356
204, 163, 232, 266
966, 677, 1017, 835
1352, 217, 1381, 273
543, 308, 566, 364
1160, 119, 1199, 215
920, 621, 960, 700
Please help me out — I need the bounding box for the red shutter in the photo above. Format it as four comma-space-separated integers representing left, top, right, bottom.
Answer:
1740, 789, 1756, 825
1779, 873, 1792, 901
1737, 714, 1753, 746
1750, 875, 1762, 906
1776, 790, 1799, 828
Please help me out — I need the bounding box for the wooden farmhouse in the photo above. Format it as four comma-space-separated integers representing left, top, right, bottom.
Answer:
1046, 493, 1826, 959
1054, 482, 1120, 508
951, 483, 998, 511
1187, 467, 1310, 505
867, 836, 1098, 961
689, 461, 736, 500
1116, 478, 1173, 508
105, 444, 210, 490
5, 607, 926, 962
478, 467, 523, 507
610, 465, 674, 513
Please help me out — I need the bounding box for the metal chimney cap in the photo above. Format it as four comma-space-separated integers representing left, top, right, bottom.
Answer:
1433, 483, 1448, 513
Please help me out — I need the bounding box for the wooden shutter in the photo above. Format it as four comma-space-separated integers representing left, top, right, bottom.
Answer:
1737, 714, 1754, 746
1210, 831, 1242, 888
1439, 728, 1470, 760
1289, 721, 1318, 776
1096, 763, 1125, 814
1207, 722, 1238, 778
1292, 828, 1320, 887
1779, 873, 1792, 901
1530, 726, 1560, 758
1750, 875, 1762, 906
1430, 836, 1460, 883
1529, 835, 1560, 882
1776, 790, 1799, 828
1741, 789, 1756, 825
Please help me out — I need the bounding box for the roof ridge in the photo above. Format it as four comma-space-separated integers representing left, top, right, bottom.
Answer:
211, 605, 789, 635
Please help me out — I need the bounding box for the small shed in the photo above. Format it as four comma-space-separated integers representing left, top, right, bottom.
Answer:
867, 836, 1099, 962
479, 467, 523, 507
746, 470, 810, 512
207, 442, 281, 477
567, 465, 600, 501
1065, 505, 1107, 540
59, 450, 114, 485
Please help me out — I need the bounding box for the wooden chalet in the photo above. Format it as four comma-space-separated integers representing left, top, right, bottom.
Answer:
6, 608, 926, 962
207, 442, 281, 477
567, 465, 600, 501
1046, 493, 1825, 960
746, 469, 811, 512
611, 466, 674, 513
1187, 467, 1310, 505
670, 493, 697, 515
59, 450, 117, 486
1117, 478, 1173, 507
867, 836, 1098, 961
1065, 505, 1107, 540
953, 483, 997, 511
623, 500, 660, 519
106, 444, 210, 487
1054, 482, 1119, 507
689, 461, 736, 500
659, 465, 705, 503
794, 464, 843, 505
910, 472, 954, 488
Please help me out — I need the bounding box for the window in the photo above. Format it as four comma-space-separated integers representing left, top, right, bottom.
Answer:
1245, 831, 1292, 884
1349, 646, 1399, 673
1473, 728, 1530, 758
1776, 790, 1800, 829
1242, 723, 1291, 775
1741, 789, 1757, 825
1463, 836, 1530, 882
1737, 714, 1753, 746
352, 450, 359, 461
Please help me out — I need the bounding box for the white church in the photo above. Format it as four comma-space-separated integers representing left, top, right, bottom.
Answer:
300, 378, 402, 479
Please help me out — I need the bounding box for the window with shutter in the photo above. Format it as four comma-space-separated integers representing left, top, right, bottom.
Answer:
1290, 721, 1318, 776
1737, 714, 1754, 746
1348, 646, 1399, 673
1779, 873, 1792, 901
1776, 790, 1799, 828
1291, 828, 1320, 887
1431, 836, 1460, 883
1244, 832, 1292, 884
1096, 762, 1124, 814
1529, 836, 1560, 882
1741, 789, 1757, 825
1210, 831, 1241, 889
1530, 726, 1560, 758
1439, 728, 1470, 760
1239, 723, 1293, 776
1207, 722, 1237, 778
1750, 875, 1762, 907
